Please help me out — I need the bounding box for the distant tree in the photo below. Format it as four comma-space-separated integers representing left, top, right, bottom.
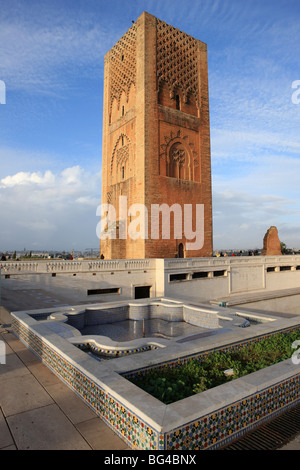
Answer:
12, 251, 16, 259
280, 242, 292, 254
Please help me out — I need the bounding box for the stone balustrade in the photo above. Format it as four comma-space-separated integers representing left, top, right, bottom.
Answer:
0, 258, 156, 275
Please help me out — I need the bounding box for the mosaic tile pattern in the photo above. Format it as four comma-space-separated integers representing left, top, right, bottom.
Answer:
76, 342, 158, 359
165, 375, 300, 450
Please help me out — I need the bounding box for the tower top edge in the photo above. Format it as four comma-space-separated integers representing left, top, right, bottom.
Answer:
105, 11, 207, 60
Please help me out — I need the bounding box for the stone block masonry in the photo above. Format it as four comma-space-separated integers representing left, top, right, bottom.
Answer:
100, 12, 213, 260
262, 226, 282, 256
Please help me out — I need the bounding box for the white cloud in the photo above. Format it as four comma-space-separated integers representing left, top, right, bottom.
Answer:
212, 185, 300, 250
0, 165, 101, 250
211, 128, 300, 162
76, 196, 100, 206
0, 170, 55, 188
61, 166, 82, 185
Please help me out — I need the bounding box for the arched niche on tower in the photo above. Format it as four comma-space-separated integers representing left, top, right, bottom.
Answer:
168, 141, 190, 180
159, 129, 200, 182
110, 134, 133, 185
158, 80, 199, 117
109, 84, 136, 125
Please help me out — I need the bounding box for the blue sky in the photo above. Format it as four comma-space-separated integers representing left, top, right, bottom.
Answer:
0, 0, 300, 252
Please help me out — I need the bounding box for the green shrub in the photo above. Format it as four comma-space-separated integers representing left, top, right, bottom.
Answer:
130, 330, 300, 404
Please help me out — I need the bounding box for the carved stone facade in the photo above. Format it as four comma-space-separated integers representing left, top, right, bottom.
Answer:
108, 23, 137, 120
156, 19, 200, 111
159, 128, 200, 182
101, 12, 213, 259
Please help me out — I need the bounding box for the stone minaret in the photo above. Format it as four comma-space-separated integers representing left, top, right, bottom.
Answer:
100, 12, 213, 259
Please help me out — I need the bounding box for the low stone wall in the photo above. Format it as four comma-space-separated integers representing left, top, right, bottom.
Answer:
128, 302, 219, 329
0, 259, 155, 275
2, 255, 300, 304
164, 255, 300, 301
51, 300, 219, 332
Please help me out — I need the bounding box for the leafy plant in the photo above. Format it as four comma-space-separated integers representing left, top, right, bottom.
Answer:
129, 330, 300, 404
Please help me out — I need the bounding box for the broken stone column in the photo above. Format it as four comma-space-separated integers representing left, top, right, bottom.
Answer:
261, 226, 282, 256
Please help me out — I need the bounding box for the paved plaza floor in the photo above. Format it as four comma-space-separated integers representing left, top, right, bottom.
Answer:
0, 324, 129, 450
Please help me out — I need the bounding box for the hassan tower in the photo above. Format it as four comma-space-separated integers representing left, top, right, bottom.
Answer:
100, 12, 213, 260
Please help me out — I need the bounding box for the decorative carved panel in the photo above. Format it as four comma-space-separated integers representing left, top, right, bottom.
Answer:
160, 129, 200, 182
111, 135, 132, 185
156, 19, 199, 108
108, 24, 137, 114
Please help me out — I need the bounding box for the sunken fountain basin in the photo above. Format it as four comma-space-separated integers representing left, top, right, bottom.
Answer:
11, 298, 300, 450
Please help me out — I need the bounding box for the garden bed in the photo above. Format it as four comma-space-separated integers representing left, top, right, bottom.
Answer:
129, 330, 300, 404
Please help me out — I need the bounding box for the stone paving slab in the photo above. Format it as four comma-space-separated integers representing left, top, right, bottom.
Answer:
27, 360, 63, 387
6, 404, 91, 450
76, 417, 129, 451
0, 342, 30, 383
0, 327, 130, 451
212, 287, 300, 307
0, 373, 54, 417
279, 433, 300, 450
45, 381, 97, 425
0, 408, 14, 449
